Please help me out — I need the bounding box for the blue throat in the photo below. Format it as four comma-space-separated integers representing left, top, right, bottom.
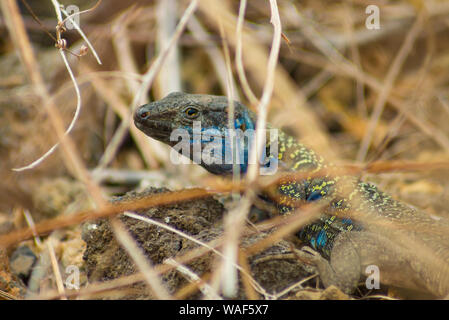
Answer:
183, 110, 275, 175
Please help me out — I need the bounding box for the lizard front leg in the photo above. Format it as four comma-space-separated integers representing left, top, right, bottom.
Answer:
294, 232, 363, 294
294, 230, 446, 296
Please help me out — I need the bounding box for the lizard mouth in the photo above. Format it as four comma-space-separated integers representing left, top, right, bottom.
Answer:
133, 109, 173, 141
135, 119, 172, 138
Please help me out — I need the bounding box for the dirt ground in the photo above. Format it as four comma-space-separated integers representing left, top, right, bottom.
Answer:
2, 0, 449, 300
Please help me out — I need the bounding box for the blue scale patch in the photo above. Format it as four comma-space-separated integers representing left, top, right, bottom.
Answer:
179, 111, 275, 175
315, 229, 328, 249
307, 190, 323, 202
300, 228, 327, 251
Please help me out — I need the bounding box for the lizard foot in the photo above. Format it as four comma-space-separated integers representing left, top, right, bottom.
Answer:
293, 246, 325, 265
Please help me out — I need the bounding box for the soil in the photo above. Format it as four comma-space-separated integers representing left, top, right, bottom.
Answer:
81, 187, 326, 299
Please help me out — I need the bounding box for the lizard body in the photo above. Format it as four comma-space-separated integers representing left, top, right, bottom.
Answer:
134, 92, 449, 297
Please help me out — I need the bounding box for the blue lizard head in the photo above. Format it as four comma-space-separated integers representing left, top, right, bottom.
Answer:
134, 92, 276, 175
134, 92, 254, 141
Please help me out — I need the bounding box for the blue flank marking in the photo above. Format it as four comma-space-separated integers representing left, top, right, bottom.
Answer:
307, 190, 323, 202
315, 230, 327, 249
310, 238, 317, 250
299, 228, 327, 251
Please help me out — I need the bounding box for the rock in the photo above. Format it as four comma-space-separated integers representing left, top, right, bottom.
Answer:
0, 248, 26, 299
32, 178, 88, 219
82, 187, 315, 299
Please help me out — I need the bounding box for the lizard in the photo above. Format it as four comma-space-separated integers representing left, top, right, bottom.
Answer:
133, 92, 449, 298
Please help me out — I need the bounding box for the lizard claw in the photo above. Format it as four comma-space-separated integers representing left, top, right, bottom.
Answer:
301, 246, 320, 256
293, 246, 322, 265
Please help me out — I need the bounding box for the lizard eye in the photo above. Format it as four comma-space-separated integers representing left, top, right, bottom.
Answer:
184, 107, 199, 119
140, 111, 149, 118
136, 108, 150, 120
